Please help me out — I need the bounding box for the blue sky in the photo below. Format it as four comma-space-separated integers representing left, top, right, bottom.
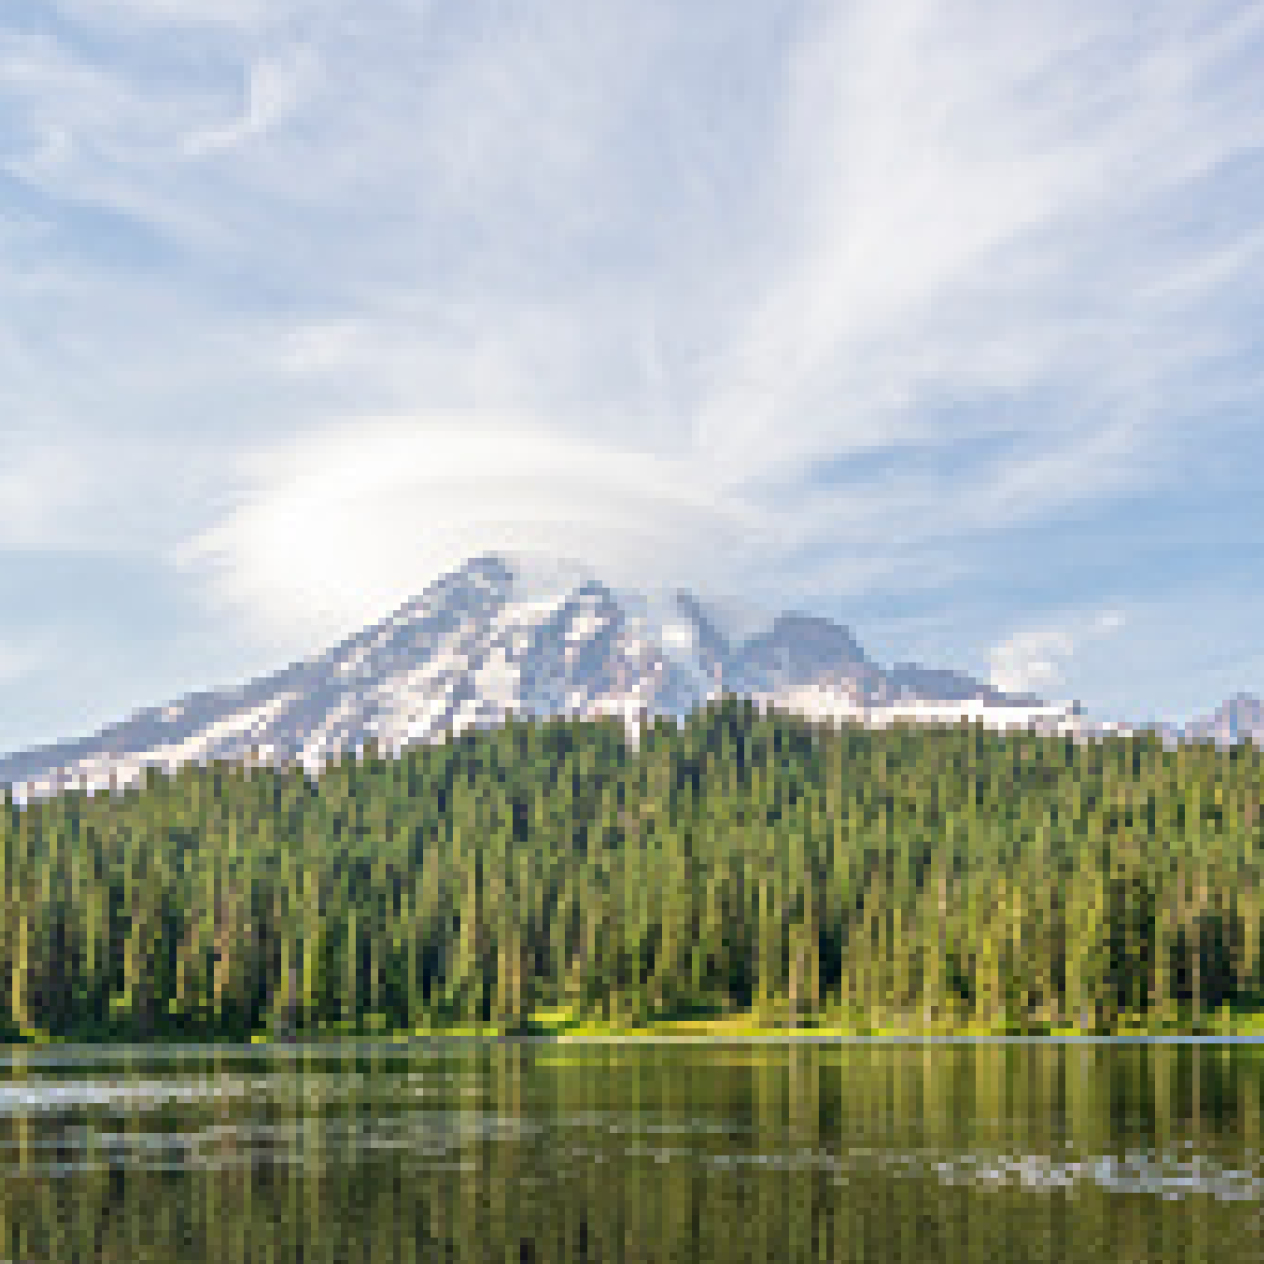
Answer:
2, 0, 1264, 759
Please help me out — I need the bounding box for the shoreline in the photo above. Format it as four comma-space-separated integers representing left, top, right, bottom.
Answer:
7, 1006, 1264, 1047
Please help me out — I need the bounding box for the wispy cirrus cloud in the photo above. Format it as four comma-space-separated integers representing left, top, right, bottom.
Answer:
181, 48, 319, 157
0, 638, 48, 686
48, 0, 278, 23
1, 0, 1263, 755
696, 2, 1264, 490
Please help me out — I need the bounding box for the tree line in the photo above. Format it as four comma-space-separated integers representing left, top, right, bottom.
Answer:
1, 695, 1262, 1041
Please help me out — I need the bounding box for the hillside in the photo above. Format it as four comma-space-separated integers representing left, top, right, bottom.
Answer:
2, 696, 1263, 1043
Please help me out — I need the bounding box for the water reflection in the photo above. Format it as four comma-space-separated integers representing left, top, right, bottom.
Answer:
0, 1040, 1259, 1263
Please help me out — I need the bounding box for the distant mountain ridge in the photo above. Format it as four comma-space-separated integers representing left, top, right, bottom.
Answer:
0, 552, 1255, 805
1178, 693, 1264, 750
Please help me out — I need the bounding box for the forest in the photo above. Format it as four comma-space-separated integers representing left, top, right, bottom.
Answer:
2, 694, 1263, 1042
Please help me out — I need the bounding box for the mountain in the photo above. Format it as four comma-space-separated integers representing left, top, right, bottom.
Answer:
0, 552, 1096, 805
1180, 693, 1264, 750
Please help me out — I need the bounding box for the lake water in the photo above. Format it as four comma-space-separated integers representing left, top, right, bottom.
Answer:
1, 1038, 1262, 1262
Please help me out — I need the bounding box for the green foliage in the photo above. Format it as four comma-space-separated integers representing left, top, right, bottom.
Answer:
1, 707, 1262, 1041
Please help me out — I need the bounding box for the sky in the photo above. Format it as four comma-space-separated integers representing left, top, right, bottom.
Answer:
2, 0, 1263, 759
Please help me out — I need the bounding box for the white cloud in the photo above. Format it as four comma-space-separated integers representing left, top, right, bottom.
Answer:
990, 628, 1076, 697
182, 48, 318, 156
49, 0, 283, 28
0, 431, 98, 550
167, 415, 788, 657
275, 319, 365, 374
989, 608, 1127, 699
0, 30, 134, 178
2, 0, 1263, 741
0, 639, 46, 685
692, 1, 1264, 499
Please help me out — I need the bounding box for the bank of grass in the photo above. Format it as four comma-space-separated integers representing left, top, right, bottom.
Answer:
279, 1000, 1264, 1042
7, 1001, 1264, 1047
514, 1001, 1264, 1041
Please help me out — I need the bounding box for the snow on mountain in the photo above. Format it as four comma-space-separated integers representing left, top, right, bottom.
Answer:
1181, 693, 1264, 750
0, 552, 1162, 807
499, 549, 601, 607
663, 588, 780, 654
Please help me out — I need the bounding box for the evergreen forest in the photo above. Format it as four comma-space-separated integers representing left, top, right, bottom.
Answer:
3, 695, 1264, 1042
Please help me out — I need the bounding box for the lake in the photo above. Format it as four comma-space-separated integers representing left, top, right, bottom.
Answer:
0, 1037, 1262, 1262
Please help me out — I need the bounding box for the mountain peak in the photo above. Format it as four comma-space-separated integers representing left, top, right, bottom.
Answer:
0, 552, 1074, 806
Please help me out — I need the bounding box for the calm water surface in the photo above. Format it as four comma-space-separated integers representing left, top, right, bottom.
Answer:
0, 1038, 1262, 1262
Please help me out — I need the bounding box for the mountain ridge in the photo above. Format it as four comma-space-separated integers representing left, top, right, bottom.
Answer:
0, 552, 1256, 805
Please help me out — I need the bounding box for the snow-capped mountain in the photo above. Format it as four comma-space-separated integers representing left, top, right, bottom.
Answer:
0, 552, 1121, 806
1180, 693, 1264, 750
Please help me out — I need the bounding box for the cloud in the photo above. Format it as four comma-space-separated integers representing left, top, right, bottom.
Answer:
182, 48, 318, 156
2, 0, 1263, 737
275, 319, 365, 374
48, 0, 283, 28
167, 414, 789, 656
693, 1, 1264, 496
0, 639, 46, 685
0, 430, 99, 551
989, 628, 1076, 697
0, 27, 133, 180
989, 608, 1126, 699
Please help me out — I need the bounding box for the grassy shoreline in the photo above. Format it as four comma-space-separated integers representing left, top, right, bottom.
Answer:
7, 1003, 1264, 1047
472, 1006, 1264, 1042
